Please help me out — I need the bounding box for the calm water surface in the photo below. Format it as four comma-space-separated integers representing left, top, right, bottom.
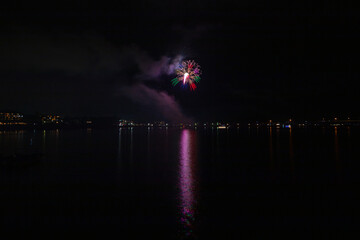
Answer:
1, 127, 359, 238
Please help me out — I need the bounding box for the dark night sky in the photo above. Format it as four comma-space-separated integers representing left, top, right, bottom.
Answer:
1, 1, 359, 122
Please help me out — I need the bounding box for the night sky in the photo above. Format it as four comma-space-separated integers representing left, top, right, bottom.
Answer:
1, 1, 359, 122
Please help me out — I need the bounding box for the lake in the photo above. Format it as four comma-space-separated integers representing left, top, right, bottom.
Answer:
1, 127, 358, 238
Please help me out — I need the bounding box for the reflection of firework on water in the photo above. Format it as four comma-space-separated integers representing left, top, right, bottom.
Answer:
179, 129, 198, 237
171, 60, 201, 91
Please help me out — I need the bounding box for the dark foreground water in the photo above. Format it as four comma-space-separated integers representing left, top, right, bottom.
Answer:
1, 127, 359, 238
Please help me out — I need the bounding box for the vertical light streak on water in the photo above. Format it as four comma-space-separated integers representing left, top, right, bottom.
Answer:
334, 127, 339, 160
269, 127, 274, 169
334, 127, 341, 182
129, 127, 133, 163
117, 128, 122, 165
16, 130, 24, 150
42, 130, 46, 154
347, 127, 352, 165
289, 127, 295, 178
179, 129, 197, 237
147, 127, 151, 158
216, 128, 219, 158
269, 127, 274, 175
54, 129, 59, 154
276, 128, 281, 164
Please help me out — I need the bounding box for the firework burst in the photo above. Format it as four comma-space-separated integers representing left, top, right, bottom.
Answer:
171, 60, 201, 91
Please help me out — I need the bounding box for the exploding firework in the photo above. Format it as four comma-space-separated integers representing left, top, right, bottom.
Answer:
171, 60, 201, 91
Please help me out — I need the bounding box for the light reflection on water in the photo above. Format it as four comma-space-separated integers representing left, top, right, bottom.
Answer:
269, 127, 274, 176
289, 127, 294, 177
117, 128, 122, 168
129, 127, 133, 162
334, 127, 341, 182
179, 129, 198, 237
1, 126, 359, 236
